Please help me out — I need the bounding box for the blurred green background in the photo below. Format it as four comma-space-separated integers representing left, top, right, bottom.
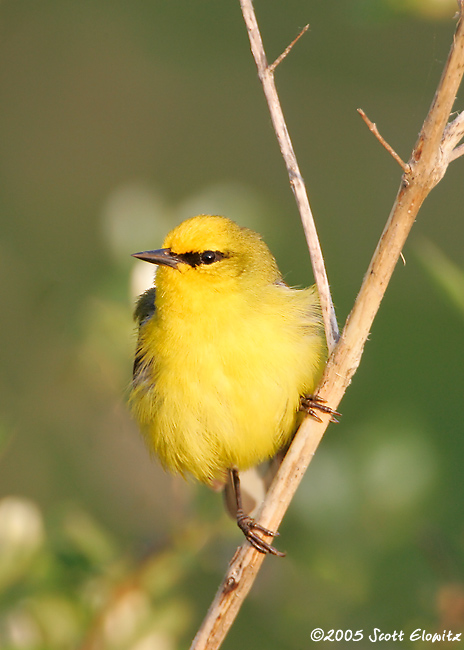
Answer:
0, 0, 463, 648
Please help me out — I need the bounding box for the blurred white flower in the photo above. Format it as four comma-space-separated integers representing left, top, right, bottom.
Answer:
0, 496, 44, 590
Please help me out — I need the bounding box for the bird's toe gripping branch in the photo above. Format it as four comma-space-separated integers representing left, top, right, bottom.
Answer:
236, 510, 286, 557
300, 394, 341, 423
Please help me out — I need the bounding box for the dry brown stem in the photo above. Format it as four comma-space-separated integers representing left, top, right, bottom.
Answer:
238, 0, 339, 352
190, 2, 464, 649
357, 108, 410, 173
269, 24, 309, 73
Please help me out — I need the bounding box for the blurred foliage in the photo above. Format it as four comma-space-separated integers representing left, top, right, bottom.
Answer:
415, 238, 464, 319
0, 495, 217, 649
0, 0, 463, 648
348, 0, 458, 22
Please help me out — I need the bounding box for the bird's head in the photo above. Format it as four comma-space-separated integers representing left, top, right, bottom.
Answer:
132, 215, 281, 292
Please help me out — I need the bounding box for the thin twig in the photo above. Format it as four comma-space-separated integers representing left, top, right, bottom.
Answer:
239, 0, 339, 352
269, 24, 309, 73
357, 108, 411, 173
444, 110, 464, 160
190, 3, 464, 649
450, 141, 464, 160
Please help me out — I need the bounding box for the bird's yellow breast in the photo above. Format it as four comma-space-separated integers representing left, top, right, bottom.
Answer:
131, 271, 324, 484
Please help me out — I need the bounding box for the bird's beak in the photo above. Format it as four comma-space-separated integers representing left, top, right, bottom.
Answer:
131, 248, 181, 269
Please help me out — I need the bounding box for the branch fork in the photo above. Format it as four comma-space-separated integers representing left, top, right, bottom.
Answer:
357, 108, 410, 174
269, 24, 309, 73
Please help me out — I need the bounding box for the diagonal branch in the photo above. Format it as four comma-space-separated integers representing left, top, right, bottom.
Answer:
190, 2, 464, 649
269, 24, 309, 73
357, 108, 410, 173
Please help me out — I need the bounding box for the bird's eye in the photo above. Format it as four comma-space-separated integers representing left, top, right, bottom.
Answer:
201, 250, 217, 265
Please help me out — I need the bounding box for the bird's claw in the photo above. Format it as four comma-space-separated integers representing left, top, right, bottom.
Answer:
300, 394, 341, 423
236, 511, 286, 557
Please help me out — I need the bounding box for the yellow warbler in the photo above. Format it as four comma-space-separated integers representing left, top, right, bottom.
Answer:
130, 215, 334, 555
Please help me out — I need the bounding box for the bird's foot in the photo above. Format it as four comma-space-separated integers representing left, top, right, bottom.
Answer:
300, 394, 341, 423
236, 510, 286, 557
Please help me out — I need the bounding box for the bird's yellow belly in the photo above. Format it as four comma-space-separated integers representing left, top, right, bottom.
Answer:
132, 307, 312, 484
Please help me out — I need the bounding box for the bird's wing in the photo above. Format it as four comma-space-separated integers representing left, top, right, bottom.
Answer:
133, 287, 157, 379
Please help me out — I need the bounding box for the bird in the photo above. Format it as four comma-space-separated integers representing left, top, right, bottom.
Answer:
130, 215, 336, 555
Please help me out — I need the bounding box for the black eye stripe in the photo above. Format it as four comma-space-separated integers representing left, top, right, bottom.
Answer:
177, 250, 228, 267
